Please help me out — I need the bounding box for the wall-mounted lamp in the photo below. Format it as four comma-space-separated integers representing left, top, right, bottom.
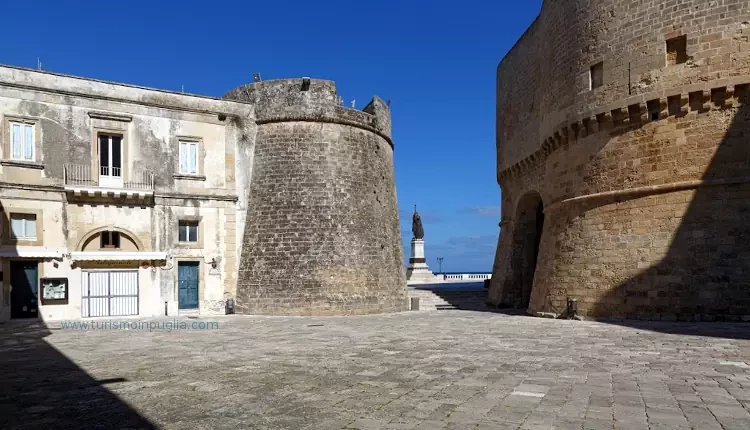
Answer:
209, 258, 217, 269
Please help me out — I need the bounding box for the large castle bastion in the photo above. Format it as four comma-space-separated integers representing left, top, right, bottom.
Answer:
225, 79, 408, 315
490, 0, 750, 320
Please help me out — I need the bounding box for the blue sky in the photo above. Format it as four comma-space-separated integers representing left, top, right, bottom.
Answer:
0, 0, 541, 272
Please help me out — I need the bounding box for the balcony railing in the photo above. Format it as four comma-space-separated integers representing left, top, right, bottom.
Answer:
63, 164, 154, 191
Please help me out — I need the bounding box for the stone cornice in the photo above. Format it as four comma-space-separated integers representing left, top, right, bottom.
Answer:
0, 64, 254, 119
0, 181, 238, 203
257, 115, 394, 149
88, 111, 133, 122
497, 77, 750, 183
544, 176, 750, 214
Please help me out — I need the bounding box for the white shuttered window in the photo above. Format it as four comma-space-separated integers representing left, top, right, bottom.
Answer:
178, 141, 198, 175
10, 214, 37, 240
10, 122, 35, 161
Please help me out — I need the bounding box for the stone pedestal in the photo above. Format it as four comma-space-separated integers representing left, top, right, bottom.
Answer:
406, 238, 438, 284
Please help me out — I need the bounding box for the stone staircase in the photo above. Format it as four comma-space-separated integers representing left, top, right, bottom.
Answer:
408, 286, 489, 311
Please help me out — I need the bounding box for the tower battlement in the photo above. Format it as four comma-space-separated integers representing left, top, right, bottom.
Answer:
225, 78, 392, 146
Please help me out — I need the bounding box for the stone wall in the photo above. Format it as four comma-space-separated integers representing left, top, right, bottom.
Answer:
226, 79, 407, 315
491, 0, 750, 320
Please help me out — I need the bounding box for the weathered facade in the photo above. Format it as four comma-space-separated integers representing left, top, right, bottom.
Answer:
0, 66, 406, 322
490, 0, 750, 320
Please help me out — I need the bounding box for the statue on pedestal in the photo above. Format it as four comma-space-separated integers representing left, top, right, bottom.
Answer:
412, 205, 424, 239
406, 204, 435, 283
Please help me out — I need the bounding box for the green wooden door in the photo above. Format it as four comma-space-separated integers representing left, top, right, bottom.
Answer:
10, 261, 39, 319
178, 262, 199, 309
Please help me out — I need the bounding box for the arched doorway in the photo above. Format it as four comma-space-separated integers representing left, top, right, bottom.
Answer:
508, 192, 545, 309
75, 227, 144, 318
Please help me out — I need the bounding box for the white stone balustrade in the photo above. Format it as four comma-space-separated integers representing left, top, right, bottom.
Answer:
439, 273, 492, 282
407, 272, 492, 286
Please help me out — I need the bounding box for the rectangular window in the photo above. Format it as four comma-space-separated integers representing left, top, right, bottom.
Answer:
100, 231, 121, 249
179, 141, 198, 175
666, 35, 688, 66
10, 121, 35, 161
10, 214, 37, 240
590, 62, 604, 90
178, 220, 199, 243
98, 134, 123, 177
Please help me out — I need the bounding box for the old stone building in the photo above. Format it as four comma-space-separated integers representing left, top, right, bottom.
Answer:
0, 65, 406, 322
490, 0, 750, 320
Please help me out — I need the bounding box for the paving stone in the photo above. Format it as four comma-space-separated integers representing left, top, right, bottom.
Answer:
477, 420, 521, 430
715, 419, 750, 430
1, 313, 750, 429
582, 418, 613, 429
551, 417, 584, 430
346, 418, 388, 429
614, 424, 647, 430
411, 420, 447, 430
487, 406, 532, 424
383, 421, 419, 430
706, 404, 750, 419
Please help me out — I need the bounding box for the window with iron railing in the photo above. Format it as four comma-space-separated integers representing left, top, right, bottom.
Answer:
99, 134, 123, 179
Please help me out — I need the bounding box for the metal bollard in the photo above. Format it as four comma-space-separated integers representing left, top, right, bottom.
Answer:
567, 298, 577, 318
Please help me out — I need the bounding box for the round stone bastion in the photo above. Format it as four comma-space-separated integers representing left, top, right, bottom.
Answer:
225, 78, 407, 315
490, 0, 750, 321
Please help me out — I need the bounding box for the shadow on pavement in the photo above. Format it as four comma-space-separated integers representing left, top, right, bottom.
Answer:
0, 320, 155, 430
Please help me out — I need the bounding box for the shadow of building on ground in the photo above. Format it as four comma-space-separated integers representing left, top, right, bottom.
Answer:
585, 92, 750, 338
0, 320, 155, 428
0, 200, 153, 428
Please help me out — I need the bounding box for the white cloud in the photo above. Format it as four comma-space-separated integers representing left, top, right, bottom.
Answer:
459, 206, 501, 217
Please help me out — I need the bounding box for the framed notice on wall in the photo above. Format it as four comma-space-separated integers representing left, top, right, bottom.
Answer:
40, 278, 68, 305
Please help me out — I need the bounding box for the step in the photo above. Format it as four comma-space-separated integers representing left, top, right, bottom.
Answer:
408, 288, 488, 311
178, 309, 200, 317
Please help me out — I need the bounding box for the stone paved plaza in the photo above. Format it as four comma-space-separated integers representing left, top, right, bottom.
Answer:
2, 312, 750, 430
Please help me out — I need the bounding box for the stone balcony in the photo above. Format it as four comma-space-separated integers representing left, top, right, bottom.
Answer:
63, 164, 154, 200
